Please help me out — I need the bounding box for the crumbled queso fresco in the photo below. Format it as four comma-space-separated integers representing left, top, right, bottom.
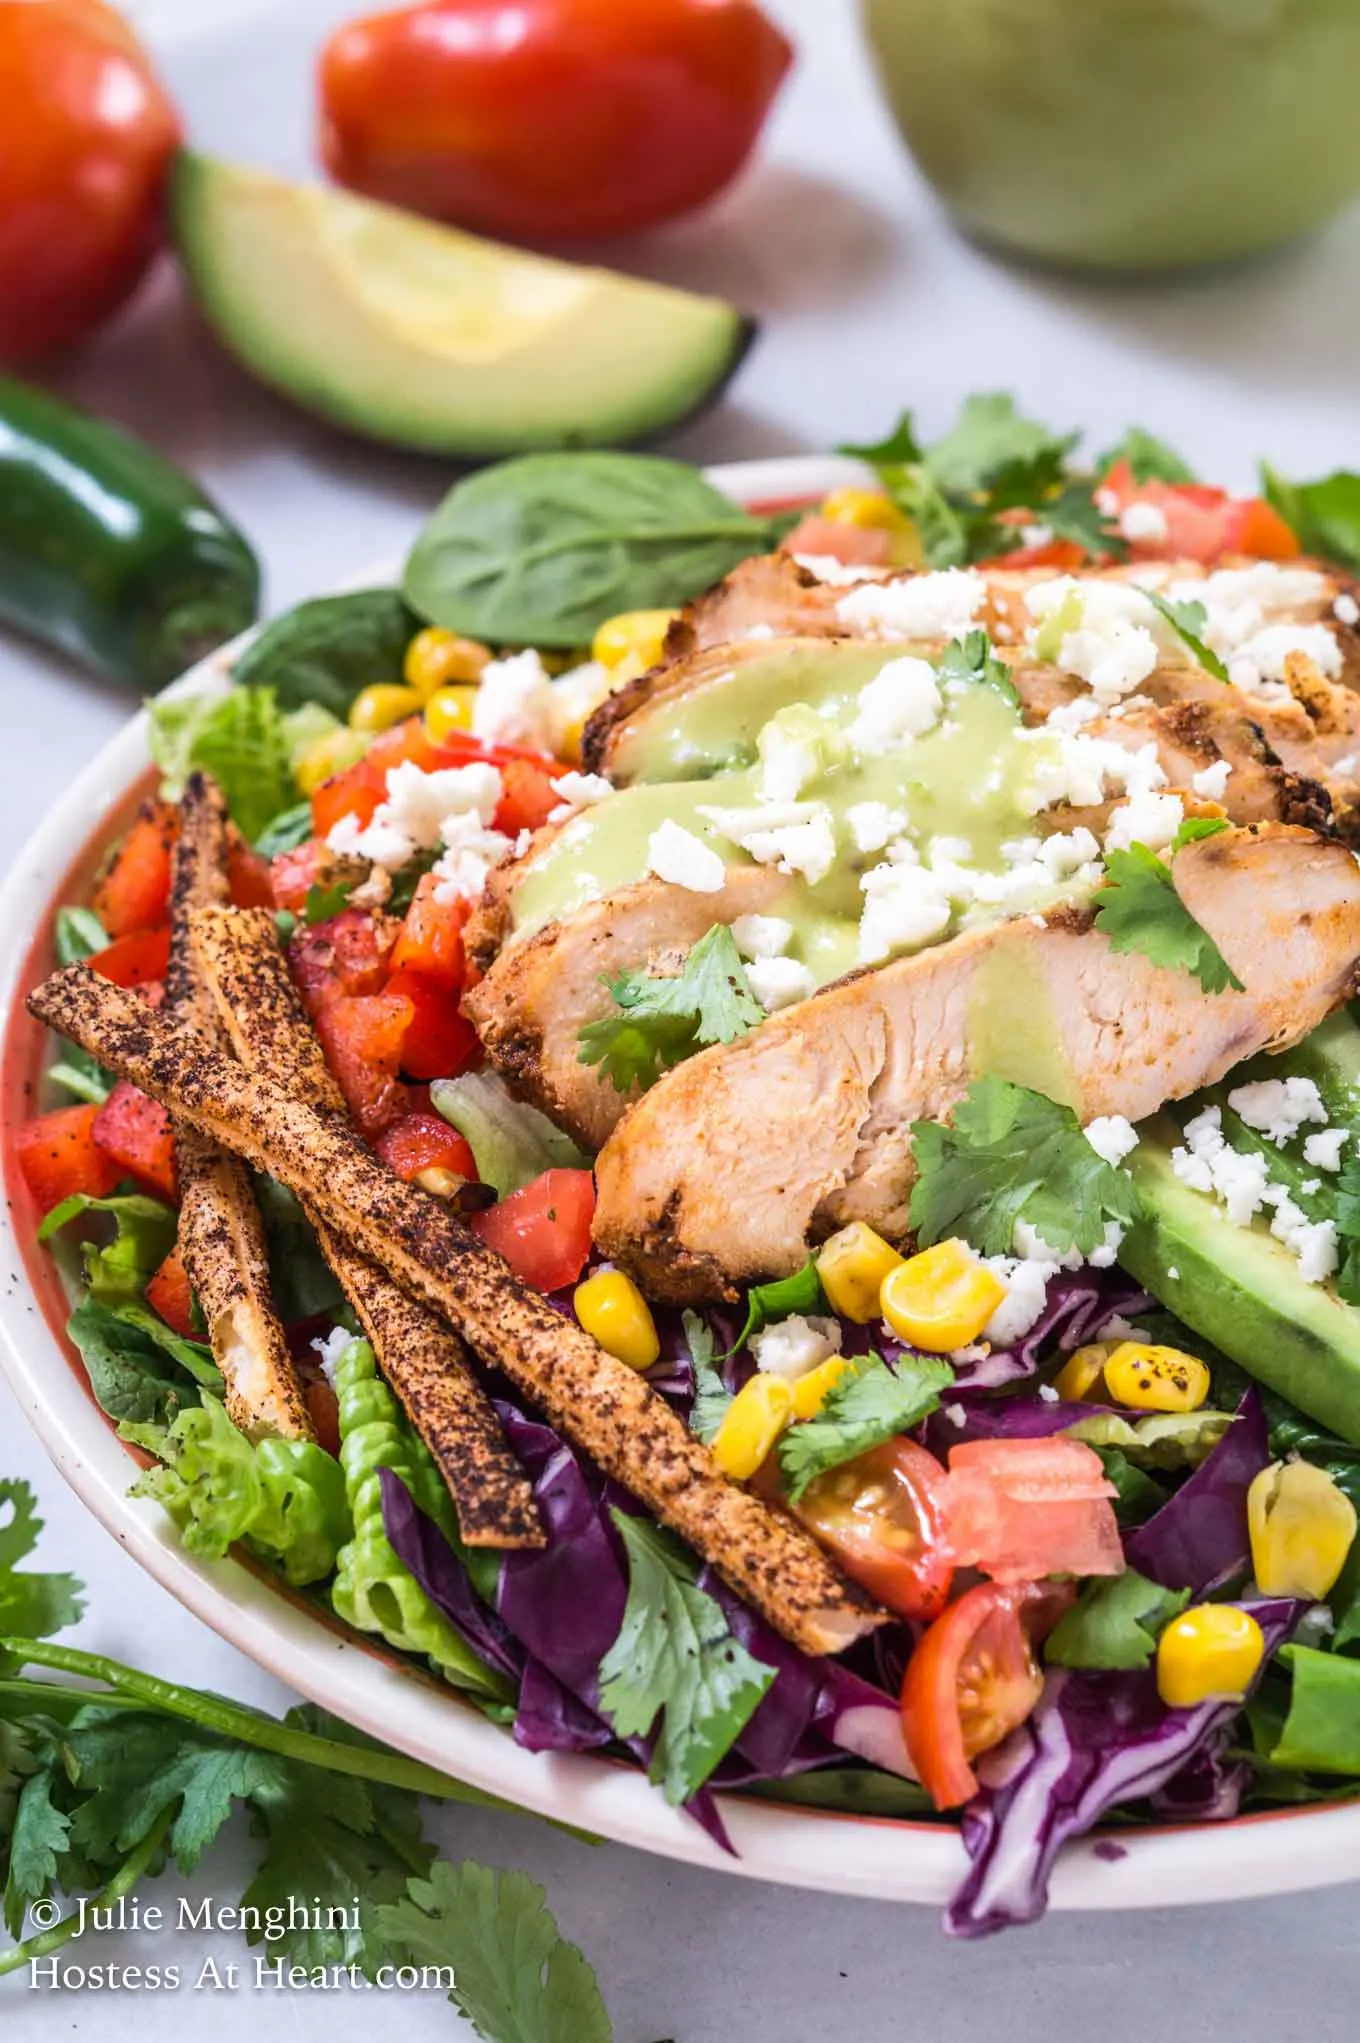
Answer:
1171, 1103, 1339, 1284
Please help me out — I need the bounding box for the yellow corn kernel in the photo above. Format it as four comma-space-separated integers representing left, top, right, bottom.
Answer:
820, 486, 907, 532
1248, 1460, 1357, 1600
791, 1355, 854, 1421
404, 627, 491, 698
294, 726, 369, 796
1156, 1604, 1266, 1708
592, 609, 677, 673
423, 685, 480, 743
573, 1269, 660, 1373
1103, 1341, 1210, 1414
349, 683, 424, 734
1051, 1342, 1116, 1403
880, 1239, 1006, 1354
816, 1222, 904, 1323
712, 1374, 794, 1481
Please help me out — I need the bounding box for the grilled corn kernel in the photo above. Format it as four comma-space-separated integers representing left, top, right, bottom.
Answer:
1103, 1341, 1210, 1414
880, 1239, 1006, 1354
574, 1269, 660, 1373
1156, 1604, 1265, 1708
1248, 1460, 1357, 1599
1051, 1342, 1116, 1402
712, 1374, 794, 1481
592, 609, 677, 673
294, 726, 369, 796
816, 1222, 904, 1323
349, 683, 424, 734
404, 627, 491, 698
423, 685, 480, 743
791, 1355, 854, 1420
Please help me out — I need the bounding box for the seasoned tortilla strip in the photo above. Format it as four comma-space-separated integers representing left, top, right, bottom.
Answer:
165, 775, 311, 1442
28, 965, 883, 1657
190, 905, 542, 1550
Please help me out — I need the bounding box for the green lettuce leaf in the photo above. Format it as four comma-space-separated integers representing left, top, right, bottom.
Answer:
430, 1071, 587, 1196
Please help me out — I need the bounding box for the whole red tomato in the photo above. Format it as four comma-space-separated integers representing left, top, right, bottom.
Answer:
0, 0, 180, 364
318, 0, 793, 241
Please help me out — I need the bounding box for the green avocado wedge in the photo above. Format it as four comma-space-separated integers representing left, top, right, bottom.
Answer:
171, 152, 754, 458
1120, 1114, 1360, 1447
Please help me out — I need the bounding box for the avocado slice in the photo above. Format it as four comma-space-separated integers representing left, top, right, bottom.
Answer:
172, 153, 753, 457
1121, 1113, 1360, 1446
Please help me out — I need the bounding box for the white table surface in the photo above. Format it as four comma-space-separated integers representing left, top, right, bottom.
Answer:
5, 0, 1360, 2033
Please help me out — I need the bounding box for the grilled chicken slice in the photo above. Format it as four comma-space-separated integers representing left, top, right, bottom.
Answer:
592, 823, 1360, 1303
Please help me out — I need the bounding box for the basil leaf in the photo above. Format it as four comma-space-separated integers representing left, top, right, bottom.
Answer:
403, 452, 777, 648
233, 591, 417, 719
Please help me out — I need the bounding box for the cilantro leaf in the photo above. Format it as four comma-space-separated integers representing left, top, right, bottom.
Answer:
1045, 1569, 1190, 1670
683, 1312, 733, 1446
1094, 833, 1244, 995
729, 1257, 826, 1356
909, 1075, 1141, 1258
1097, 427, 1197, 485
838, 414, 924, 466
578, 923, 763, 1093
303, 880, 353, 925
4, 1768, 72, 1936
597, 1512, 774, 1804
925, 394, 1078, 498
1043, 479, 1127, 561
1143, 589, 1230, 681
936, 629, 1019, 706
778, 1354, 954, 1502
62, 1710, 291, 1873
376, 1860, 613, 2043
881, 462, 972, 567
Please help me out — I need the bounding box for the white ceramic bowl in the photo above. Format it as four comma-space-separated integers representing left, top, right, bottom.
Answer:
4, 456, 1359, 1914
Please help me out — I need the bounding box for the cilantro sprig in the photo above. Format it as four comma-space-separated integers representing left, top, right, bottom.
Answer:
1094, 817, 1244, 995
577, 922, 763, 1093
778, 1354, 954, 1502
936, 629, 1019, 706
909, 1075, 1142, 1259
1045, 1569, 1190, 1671
1143, 590, 1230, 682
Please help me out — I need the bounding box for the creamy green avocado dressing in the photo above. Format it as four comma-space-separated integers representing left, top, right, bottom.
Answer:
511, 643, 1083, 992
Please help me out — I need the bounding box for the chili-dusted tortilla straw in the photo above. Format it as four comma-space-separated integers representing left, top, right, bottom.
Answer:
28, 963, 883, 1657
189, 905, 542, 1550
163, 774, 312, 1442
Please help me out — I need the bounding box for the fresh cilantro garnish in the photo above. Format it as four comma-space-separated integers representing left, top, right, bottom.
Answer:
0, 1483, 82, 1649
839, 414, 925, 467
303, 880, 353, 925
909, 1075, 1142, 1258
1043, 479, 1127, 560
1094, 821, 1244, 995
729, 1257, 826, 1356
597, 1511, 774, 1805
683, 1312, 733, 1445
577, 923, 763, 1093
376, 1862, 613, 2043
924, 393, 1079, 498
1096, 427, 1197, 486
1143, 589, 1230, 681
936, 629, 1019, 706
1044, 1569, 1191, 1671
778, 1354, 954, 1502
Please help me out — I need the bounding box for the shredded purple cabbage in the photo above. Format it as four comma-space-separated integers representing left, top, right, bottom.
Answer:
1123, 1386, 1269, 1593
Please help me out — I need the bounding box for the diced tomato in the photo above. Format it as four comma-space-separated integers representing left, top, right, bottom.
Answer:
901, 1582, 1065, 1809
270, 839, 326, 913
228, 837, 275, 908
1222, 495, 1301, 561
92, 798, 178, 937
92, 1080, 178, 1201
146, 1244, 196, 1339
942, 1436, 1123, 1585
15, 1104, 121, 1209
494, 755, 561, 836
289, 909, 399, 1018
471, 1167, 596, 1291
987, 537, 1089, 572
778, 514, 892, 568
384, 966, 481, 1081
795, 1437, 955, 1623
375, 1110, 477, 1185
391, 873, 466, 990
305, 1378, 342, 1458
1099, 460, 1300, 565
88, 923, 170, 988
314, 990, 413, 1137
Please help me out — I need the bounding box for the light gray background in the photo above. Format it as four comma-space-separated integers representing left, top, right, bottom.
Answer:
4, 0, 1360, 2032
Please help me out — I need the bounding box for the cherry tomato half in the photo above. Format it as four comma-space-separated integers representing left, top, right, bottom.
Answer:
318, 0, 793, 242
795, 1437, 955, 1623
0, 0, 180, 363
900, 1582, 1065, 1810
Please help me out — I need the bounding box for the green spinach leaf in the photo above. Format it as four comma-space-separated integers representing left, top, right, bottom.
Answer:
233, 590, 417, 720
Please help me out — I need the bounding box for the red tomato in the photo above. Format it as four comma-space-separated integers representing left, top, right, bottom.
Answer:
384, 966, 481, 1080
375, 1110, 477, 1184
227, 838, 275, 909
289, 908, 399, 1018
15, 1103, 121, 1209
794, 1437, 955, 1622
901, 1582, 1060, 1809
1100, 460, 1301, 565
1222, 495, 1300, 561
390, 873, 466, 990
0, 0, 180, 363
269, 839, 326, 914
305, 1377, 343, 1457
92, 1079, 178, 1201
494, 756, 561, 836
92, 798, 178, 938
942, 1437, 1123, 1586
145, 1244, 196, 1339
318, 0, 792, 243
471, 1167, 596, 1291
88, 923, 170, 989
313, 989, 413, 1137
778, 516, 892, 569
986, 538, 1089, 572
